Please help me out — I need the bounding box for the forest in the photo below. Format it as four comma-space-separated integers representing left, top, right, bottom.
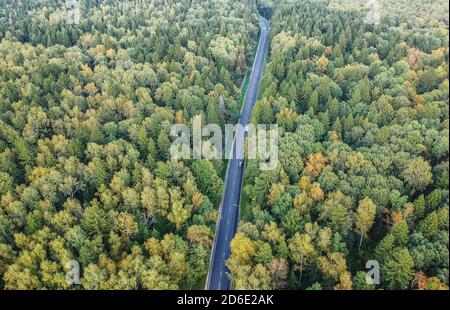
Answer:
0, 0, 449, 290
229, 0, 449, 290
0, 0, 258, 289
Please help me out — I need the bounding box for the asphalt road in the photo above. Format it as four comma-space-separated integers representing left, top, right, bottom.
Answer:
205, 18, 270, 290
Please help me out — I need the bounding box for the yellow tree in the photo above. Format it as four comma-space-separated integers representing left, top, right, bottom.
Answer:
230, 232, 256, 265
167, 188, 191, 230
316, 55, 329, 73
305, 153, 326, 177
141, 187, 157, 223
268, 183, 285, 206
186, 225, 212, 247
293, 192, 311, 215
191, 193, 203, 212
309, 182, 325, 201
318, 252, 349, 284
355, 197, 377, 250
114, 212, 138, 240
288, 233, 316, 283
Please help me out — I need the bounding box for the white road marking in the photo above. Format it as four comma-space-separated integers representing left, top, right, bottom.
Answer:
218, 281, 221, 289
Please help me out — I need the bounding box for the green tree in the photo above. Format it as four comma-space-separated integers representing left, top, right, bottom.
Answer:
401, 158, 433, 193
382, 248, 414, 290
355, 197, 377, 250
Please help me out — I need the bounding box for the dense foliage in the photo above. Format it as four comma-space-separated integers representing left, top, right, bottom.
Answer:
0, 0, 259, 289
0, 0, 448, 291
229, 0, 449, 290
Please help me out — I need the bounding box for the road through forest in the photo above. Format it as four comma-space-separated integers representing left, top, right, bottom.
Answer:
205, 18, 270, 290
